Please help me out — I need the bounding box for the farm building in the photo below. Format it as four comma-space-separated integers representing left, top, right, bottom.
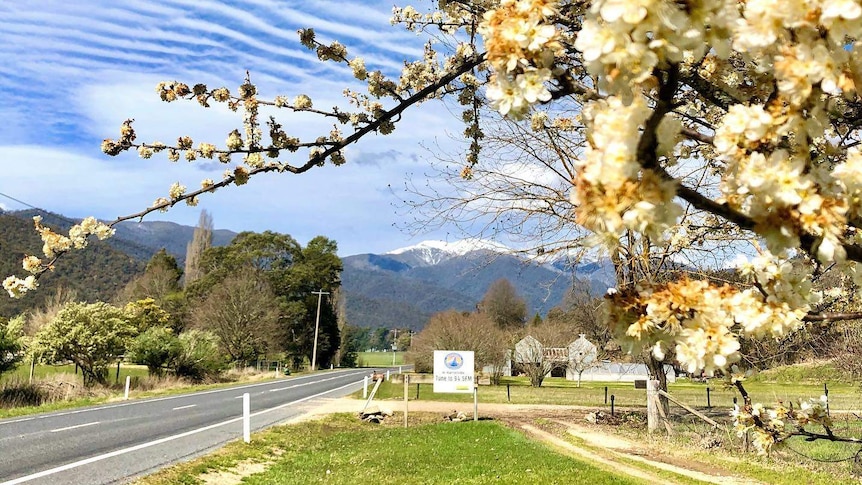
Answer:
502, 334, 676, 383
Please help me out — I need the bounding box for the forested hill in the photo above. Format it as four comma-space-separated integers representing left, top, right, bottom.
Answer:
0, 213, 145, 317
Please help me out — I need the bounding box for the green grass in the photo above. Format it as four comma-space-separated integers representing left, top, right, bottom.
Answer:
357, 351, 404, 367
365, 376, 860, 411
0, 397, 106, 419
747, 360, 845, 384
136, 413, 646, 485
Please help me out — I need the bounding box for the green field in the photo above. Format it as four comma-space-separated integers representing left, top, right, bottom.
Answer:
357, 351, 405, 367
136, 414, 644, 485
365, 375, 859, 411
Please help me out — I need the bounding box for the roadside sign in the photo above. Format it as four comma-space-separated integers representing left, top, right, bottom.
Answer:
433, 350, 474, 393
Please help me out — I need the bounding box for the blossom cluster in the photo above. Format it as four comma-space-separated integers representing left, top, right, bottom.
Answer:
732, 395, 832, 455
733, 252, 820, 338
392, 3, 481, 35
571, 96, 682, 249
607, 277, 742, 376
4, 216, 115, 298
606, 249, 820, 375
2, 275, 37, 299
479, 0, 559, 119
574, 0, 737, 97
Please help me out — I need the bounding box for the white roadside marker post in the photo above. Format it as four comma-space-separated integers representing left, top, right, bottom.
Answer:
403, 374, 409, 428
243, 393, 250, 443
363, 376, 368, 399
124, 376, 131, 400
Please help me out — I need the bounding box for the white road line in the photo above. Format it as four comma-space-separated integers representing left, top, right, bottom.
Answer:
50, 422, 99, 433
172, 405, 197, 411
0, 369, 368, 427
268, 385, 299, 392
0, 379, 362, 485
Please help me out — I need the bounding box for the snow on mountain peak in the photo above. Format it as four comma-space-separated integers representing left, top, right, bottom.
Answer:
386, 239, 512, 265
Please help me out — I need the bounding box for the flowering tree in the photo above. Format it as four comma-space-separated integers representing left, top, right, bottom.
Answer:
34, 301, 135, 387
8, 0, 862, 453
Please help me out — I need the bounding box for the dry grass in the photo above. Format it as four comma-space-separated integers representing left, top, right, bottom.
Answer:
0, 373, 115, 408
221, 367, 278, 382
128, 375, 194, 392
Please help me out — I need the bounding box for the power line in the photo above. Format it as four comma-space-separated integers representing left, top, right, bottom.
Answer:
0, 191, 83, 227
0, 191, 40, 210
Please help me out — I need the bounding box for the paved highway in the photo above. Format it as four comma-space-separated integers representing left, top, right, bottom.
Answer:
0, 368, 375, 485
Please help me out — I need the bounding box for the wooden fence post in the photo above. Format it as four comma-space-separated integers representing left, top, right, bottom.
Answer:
647, 379, 660, 434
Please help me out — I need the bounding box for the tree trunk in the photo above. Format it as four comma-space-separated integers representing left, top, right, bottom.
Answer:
645, 355, 669, 417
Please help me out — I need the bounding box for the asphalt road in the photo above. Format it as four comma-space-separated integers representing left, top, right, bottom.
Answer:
0, 368, 376, 485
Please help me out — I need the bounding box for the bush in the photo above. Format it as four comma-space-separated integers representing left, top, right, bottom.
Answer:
128, 327, 181, 377
172, 330, 226, 381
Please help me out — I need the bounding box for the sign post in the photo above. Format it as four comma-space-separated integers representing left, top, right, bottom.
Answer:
434, 350, 476, 421
433, 350, 474, 393
473, 385, 478, 422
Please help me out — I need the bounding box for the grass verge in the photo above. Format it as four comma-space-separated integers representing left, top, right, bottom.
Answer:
136, 413, 646, 485
2, 363, 151, 382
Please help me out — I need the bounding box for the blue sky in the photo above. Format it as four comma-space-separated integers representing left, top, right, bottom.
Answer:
0, 1, 468, 256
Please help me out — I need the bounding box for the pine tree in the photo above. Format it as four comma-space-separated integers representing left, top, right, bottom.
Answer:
183, 210, 213, 288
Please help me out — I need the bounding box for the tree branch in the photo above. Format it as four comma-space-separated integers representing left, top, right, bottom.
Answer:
108, 54, 485, 226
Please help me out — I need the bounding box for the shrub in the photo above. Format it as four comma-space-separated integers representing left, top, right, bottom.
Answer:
128, 327, 181, 377
172, 330, 226, 381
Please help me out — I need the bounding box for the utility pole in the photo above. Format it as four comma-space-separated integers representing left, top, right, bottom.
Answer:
311, 290, 330, 371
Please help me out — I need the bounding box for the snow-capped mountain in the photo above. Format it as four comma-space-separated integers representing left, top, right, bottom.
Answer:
385, 238, 513, 267
342, 239, 613, 330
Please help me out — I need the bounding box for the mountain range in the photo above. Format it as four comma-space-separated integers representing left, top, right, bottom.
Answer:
341, 240, 616, 330
0, 210, 615, 329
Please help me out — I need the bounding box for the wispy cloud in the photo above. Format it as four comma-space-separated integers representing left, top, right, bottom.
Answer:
0, 0, 472, 255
